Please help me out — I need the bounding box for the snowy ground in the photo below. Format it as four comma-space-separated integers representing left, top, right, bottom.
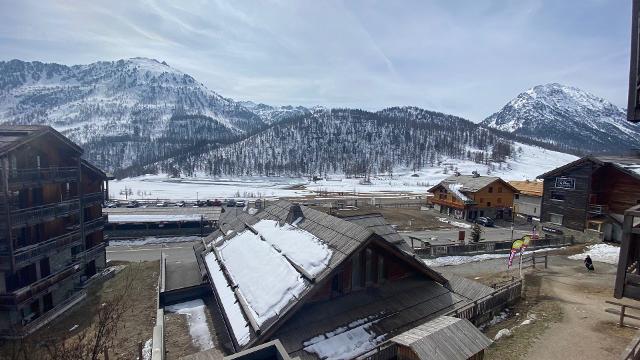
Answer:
165, 299, 214, 352
109, 143, 578, 200
303, 317, 385, 360
568, 243, 620, 265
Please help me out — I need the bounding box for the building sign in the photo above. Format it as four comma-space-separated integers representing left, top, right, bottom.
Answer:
554, 177, 575, 189
542, 226, 563, 234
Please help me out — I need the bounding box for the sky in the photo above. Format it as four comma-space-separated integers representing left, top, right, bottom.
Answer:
0, 0, 631, 121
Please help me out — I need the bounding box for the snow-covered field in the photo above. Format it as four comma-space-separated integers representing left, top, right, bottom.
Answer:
303, 317, 385, 360
568, 243, 620, 265
109, 143, 578, 200
165, 299, 214, 351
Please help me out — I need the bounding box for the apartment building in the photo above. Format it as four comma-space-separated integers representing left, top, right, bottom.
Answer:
0, 125, 108, 338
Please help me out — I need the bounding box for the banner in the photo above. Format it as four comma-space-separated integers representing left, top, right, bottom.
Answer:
508, 235, 532, 268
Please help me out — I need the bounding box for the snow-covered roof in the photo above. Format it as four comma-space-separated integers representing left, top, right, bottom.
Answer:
108, 214, 203, 223
200, 200, 449, 353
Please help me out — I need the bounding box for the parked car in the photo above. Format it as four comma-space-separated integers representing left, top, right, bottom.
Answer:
105, 201, 118, 208
226, 199, 237, 207
211, 199, 223, 207
125, 200, 140, 208
156, 201, 168, 207
476, 217, 494, 227
175, 201, 185, 207
236, 200, 246, 207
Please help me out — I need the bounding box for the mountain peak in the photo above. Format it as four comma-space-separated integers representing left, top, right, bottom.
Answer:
482, 84, 639, 153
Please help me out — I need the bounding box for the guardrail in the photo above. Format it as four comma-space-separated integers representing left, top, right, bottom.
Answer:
85, 215, 107, 234
84, 191, 105, 206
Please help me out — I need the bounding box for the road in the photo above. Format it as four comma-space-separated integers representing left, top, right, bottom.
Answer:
106, 241, 199, 262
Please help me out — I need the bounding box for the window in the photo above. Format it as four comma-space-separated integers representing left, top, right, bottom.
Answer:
487, 202, 491, 207
488, 187, 493, 193
551, 191, 565, 201
534, 207, 537, 214
365, 248, 374, 285
498, 187, 503, 193
377, 256, 385, 283
480, 198, 484, 203
497, 198, 502, 204
351, 254, 362, 289
550, 213, 563, 225
514, 194, 520, 200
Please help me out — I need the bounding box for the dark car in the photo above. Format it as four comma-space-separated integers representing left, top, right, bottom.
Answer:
226, 199, 237, 207
476, 217, 494, 227
125, 200, 140, 208
211, 199, 223, 207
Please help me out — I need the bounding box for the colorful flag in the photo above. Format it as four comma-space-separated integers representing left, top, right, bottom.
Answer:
508, 235, 532, 268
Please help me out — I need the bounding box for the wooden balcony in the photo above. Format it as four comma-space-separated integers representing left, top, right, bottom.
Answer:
6, 167, 78, 190
74, 242, 107, 262
83, 191, 105, 207
84, 215, 106, 234
0, 289, 86, 339
13, 230, 82, 267
10, 198, 80, 227
0, 261, 81, 308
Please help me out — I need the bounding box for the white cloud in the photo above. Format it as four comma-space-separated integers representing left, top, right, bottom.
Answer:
0, 0, 630, 120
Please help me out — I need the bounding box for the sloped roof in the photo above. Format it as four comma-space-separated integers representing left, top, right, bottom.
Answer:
199, 201, 449, 353
429, 175, 517, 195
0, 125, 82, 156
340, 213, 412, 253
509, 180, 543, 197
81, 159, 107, 179
537, 155, 640, 181
391, 316, 492, 360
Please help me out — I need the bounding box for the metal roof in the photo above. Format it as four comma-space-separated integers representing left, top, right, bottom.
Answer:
391, 316, 492, 360
340, 213, 413, 253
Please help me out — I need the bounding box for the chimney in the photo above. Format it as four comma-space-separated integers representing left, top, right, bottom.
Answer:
286, 203, 305, 225
472, 171, 480, 178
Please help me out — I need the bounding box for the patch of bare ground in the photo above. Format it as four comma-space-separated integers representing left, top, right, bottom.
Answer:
164, 313, 198, 360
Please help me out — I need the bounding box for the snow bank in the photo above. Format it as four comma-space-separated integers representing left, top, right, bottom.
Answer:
218, 230, 308, 326
108, 235, 202, 246
303, 318, 385, 360
204, 253, 251, 345
141, 338, 152, 360
165, 299, 214, 351
437, 217, 472, 229
253, 219, 332, 276
568, 243, 620, 265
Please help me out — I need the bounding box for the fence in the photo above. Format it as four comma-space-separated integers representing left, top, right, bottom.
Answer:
415, 235, 572, 258
448, 279, 523, 325
358, 279, 523, 360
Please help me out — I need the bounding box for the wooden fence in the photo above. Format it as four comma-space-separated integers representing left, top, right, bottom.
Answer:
415, 235, 572, 258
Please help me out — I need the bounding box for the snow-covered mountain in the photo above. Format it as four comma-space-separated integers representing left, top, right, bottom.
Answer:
482, 83, 640, 153
0, 58, 266, 170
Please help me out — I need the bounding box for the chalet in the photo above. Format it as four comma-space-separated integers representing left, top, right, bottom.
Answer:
509, 180, 543, 222
195, 201, 498, 359
0, 125, 108, 338
428, 174, 518, 221
537, 155, 640, 243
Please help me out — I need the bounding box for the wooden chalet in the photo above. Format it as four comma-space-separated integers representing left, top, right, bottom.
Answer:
196, 201, 496, 359
537, 155, 640, 243
428, 174, 518, 221
0, 125, 108, 337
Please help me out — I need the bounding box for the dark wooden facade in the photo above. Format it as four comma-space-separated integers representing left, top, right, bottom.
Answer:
539, 156, 640, 241
0, 126, 108, 338
615, 205, 640, 300
628, 0, 640, 122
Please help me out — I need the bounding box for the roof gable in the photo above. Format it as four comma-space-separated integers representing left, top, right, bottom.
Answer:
537, 155, 640, 182
0, 125, 82, 156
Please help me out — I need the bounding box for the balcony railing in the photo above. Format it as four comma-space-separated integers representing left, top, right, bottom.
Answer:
84, 215, 106, 234
84, 191, 104, 206
10, 198, 80, 227
0, 289, 86, 338
588, 204, 608, 215
75, 242, 107, 261
6, 167, 78, 188
13, 230, 82, 266
0, 261, 81, 307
